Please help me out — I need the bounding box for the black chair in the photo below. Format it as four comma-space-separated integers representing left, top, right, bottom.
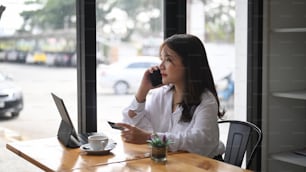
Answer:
218, 120, 262, 169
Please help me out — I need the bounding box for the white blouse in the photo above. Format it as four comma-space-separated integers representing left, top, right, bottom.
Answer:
122, 85, 225, 158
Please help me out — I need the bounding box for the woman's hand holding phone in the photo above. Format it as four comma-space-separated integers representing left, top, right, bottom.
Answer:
136, 67, 162, 103
149, 69, 162, 87
107, 121, 124, 130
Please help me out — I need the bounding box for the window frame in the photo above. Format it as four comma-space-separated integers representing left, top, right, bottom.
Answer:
76, 0, 97, 133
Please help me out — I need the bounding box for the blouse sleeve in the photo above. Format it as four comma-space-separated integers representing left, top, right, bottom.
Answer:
122, 96, 154, 131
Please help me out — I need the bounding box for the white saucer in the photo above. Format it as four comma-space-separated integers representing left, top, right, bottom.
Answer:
80, 140, 116, 155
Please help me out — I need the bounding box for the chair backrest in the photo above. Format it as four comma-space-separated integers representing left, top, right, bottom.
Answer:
218, 120, 262, 169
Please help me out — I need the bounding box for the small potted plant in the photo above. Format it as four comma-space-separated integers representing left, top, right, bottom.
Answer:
147, 133, 172, 163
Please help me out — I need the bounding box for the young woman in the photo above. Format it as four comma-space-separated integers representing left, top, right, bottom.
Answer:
116, 34, 225, 159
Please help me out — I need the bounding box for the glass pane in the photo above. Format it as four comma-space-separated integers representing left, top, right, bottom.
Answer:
0, 1, 77, 139
1, 0, 77, 171
187, 0, 247, 121
187, 0, 248, 167
96, 0, 163, 131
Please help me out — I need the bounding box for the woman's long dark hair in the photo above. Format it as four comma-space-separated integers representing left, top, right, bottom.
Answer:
160, 34, 224, 122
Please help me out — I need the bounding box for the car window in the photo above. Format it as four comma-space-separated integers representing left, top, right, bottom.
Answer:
149, 62, 159, 67
127, 62, 159, 69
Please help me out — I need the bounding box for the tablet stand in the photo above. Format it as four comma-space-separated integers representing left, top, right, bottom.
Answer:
57, 120, 80, 148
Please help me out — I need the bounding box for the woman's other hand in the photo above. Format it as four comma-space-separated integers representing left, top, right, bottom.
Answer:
116, 123, 151, 144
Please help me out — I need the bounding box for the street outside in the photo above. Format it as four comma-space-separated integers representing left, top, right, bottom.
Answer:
0, 62, 134, 137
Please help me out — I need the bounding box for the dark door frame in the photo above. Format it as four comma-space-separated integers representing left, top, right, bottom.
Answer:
247, 0, 263, 171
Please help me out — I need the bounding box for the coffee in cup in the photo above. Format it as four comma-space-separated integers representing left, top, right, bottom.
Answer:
88, 135, 109, 150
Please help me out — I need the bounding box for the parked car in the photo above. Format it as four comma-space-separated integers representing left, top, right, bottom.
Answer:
0, 49, 7, 61
97, 56, 161, 94
0, 72, 23, 117
16, 50, 28, 63
46, 51, 74, 67
5, 49, 19, 62
26, 51, 47, 64
54, 52, 75, 67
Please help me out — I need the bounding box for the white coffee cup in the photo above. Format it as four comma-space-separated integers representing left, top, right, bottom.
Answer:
88, 135, 109, 150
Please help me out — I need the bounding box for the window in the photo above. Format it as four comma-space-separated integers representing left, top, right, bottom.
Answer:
0, 0, 77, 138
187, 0, 248, 121
187, 0, 250, 168
95, 0, 163, 130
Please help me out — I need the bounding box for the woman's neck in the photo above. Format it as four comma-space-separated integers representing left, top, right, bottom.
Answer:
173, 83, 184, 100
172, 86, 183, 105
172, 86, 183, 112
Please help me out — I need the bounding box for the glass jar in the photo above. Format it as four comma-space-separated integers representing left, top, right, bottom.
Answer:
151, 145, 167, 163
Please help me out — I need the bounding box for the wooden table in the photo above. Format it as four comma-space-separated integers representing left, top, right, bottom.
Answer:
6, 135, 252, 172
6, 135, 150, 171
72, 153, 252, 172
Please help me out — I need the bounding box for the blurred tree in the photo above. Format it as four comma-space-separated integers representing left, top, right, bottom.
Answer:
200, 0, 235, 42
96, 0, 162, 41
19, 0, 162, 42
19, 0, 75, 34
18, 0, 234, 42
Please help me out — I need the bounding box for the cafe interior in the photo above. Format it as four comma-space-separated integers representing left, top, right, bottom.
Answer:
2, 0, 306, 172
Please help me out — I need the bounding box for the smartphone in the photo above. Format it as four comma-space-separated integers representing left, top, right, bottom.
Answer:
107, 121, 124, 130
149, 69, 162, 87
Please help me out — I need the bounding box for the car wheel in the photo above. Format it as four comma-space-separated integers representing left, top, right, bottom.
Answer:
113, 81, 129, 95
11, 112, 20, 118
